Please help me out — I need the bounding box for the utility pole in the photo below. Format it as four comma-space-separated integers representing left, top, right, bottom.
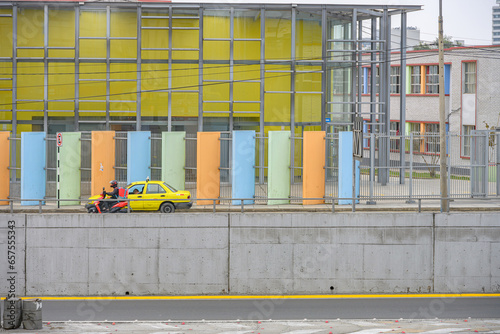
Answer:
439, 0, 449, 212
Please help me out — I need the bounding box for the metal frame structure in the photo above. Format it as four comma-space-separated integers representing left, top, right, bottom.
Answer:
0, 2, 421, 187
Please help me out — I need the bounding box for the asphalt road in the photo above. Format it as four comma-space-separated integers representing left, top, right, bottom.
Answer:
39, 297, 500, 321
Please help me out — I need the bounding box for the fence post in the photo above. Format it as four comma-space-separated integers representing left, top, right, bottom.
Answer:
447, 132, 451, 199
367, 132, 376, 205
406, 132, 415, 204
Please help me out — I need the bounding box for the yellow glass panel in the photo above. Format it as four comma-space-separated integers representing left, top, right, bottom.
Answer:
234, 41, 260, 60
172, 17, 199, 28
172, 64, 198, 91
80, 63, 106, 80
203, 14, 229, 39
265, 65, 291, 91
141, 91, 167, 117
141, 17, 169, 28
80, 40, 106, 58
264, 94, 290, 122
234, 64, 260, 81
110, 10, 136, 38
203, 41, 229, 60
204, 83, 229, 103
0, 64, 12, 89
296, 19, 322, 60
17, 8, 44, 48
79, 112, 106, 117
265, 15, 291, 60
204, 64, 230, 81
295, 65, 321, 92
141, 30, 168, 59
110, 101, 136, 112
17, 63, 43, 101
172, 29, 198, 49
172, 92, 197, 117
79, 101, 106, 111
234, 82, 259, 102
295, 94, 321, 123
49, 9, 75, 48
80, 10, 106, 38
17, 49, 43, 58
110, 63, 136, 80
141, 63, 168, 91
110, 81, 136, 101
80, 82, 106, 101
48, 102, 73, 112
48, 62, 75, 106
0, 92, 12, 113
172, 51, 199, 60
110, 40, 136, 58
48, 49, 75, 58
0, 11, 12, 57
47, 111, 74, 117
234, 14, 260, 39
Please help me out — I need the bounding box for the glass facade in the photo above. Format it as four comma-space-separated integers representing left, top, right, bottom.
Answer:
0, 2, 420, 137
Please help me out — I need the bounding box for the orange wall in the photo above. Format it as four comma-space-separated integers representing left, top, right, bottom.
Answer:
91, 131, 115, 195
196, 132, 220, 205
0, 132, 9, 204
302, 131, 325, 205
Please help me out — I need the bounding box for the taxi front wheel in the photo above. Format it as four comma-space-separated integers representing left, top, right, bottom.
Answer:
160, 202, 175, 213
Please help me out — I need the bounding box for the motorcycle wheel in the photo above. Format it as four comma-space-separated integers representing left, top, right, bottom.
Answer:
88, 207, 98, 213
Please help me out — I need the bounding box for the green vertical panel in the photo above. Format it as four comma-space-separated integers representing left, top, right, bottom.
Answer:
406, 66, 411, 94
268, 131, 290, 205
162, 131, 186, 191
59, 132, 81, 205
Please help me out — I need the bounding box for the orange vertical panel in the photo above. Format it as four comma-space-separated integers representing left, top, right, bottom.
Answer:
303, 131, 325, 205
196, 132, 220, 205
91, 131, 115, 196
0, 132, 10, 204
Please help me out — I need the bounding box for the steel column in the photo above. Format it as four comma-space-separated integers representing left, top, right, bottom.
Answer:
75, 5, 80, 131
229, 7, 234, 133
106, 6, 111, 130
370, 17, 377, 134
11, 4, 17, 184
357, 17, 362, 117
198, 7, 203, 132
290, 6, 296, 186
137, 5, 142, 131
399, 11, 407, 184
321, 8, 327, 132
259, 7, 265, 184
44, 5, 48, 133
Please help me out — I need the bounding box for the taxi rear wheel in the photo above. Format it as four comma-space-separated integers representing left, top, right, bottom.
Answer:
160, 202, 175, 213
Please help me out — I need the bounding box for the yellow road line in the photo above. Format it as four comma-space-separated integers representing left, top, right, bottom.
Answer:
5, 293, 500, 301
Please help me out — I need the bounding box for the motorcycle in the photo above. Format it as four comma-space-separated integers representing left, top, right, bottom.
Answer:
85, 187, 129, 213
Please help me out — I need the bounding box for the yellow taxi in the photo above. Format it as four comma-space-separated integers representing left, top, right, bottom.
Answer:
126, 180, 192, 213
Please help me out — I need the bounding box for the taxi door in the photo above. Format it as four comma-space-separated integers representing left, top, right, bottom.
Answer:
143, 183, 168, 210
127, 184, 145, 210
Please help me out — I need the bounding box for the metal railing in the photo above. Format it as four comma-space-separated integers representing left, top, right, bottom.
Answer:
1, 196, 500, 214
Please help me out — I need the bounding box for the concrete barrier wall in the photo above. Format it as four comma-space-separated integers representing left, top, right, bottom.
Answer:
0, 212, 499, 296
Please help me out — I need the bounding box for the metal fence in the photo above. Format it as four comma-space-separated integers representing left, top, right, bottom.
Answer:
7, 131, 500, 203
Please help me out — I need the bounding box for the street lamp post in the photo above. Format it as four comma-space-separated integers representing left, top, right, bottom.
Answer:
439, 0, 449, 211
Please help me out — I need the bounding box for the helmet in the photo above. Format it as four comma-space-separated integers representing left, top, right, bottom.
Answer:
110, 180, 118, 188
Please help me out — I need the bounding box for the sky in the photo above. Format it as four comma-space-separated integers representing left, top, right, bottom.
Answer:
175, 0, 497, 46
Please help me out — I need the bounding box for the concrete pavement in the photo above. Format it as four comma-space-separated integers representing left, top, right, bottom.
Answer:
4, 318, 500, 333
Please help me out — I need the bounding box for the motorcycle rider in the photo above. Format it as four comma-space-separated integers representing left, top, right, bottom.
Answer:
103, 180, 127, 211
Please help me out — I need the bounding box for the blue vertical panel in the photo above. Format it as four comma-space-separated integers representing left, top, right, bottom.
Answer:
21, 132, 46, 205
127, 131, 151, 184
444, 64, 451, 95
338, 131, 360, 205
232, 130, 255, 205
